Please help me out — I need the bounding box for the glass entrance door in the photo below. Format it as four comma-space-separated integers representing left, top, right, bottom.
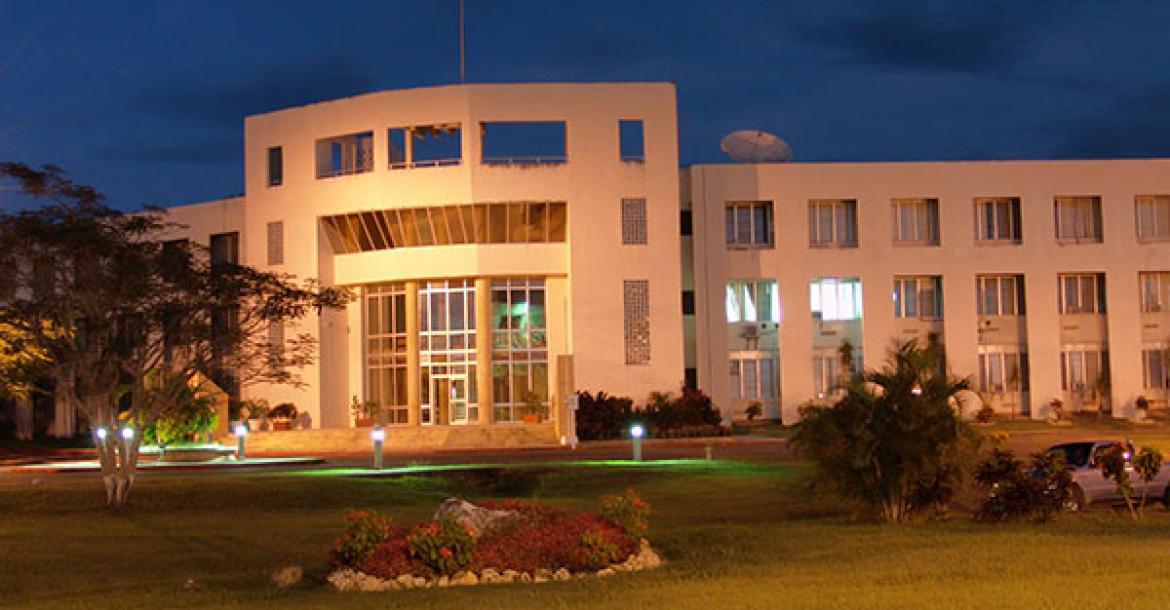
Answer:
430, 375, 469, 425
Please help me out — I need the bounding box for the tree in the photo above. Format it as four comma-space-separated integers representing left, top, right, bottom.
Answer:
791, 339, 980, 523
1133, 446, 1164, 517
1097, 444, 1137, 519
974, 449, 1072, 523
0, 163, 350, 505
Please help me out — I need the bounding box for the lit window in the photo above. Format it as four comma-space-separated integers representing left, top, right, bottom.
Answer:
1060, 349, 1108, 392
1058, 273, 1106, 314
1136, 195, 1170, 241
892, 198, 939, 245
490, 278, 549, 422
729, 355, 778, 400
808, 199, 857, 248
724, 280, 780, 323
893, 276, 942, 319
365, 283, 410, 425
1054, 196, 1102, 242
977, 350, 1029, 392
974, 197, 1021, 243
976, 275, 1025, 316
725, 201, 773, 248
1143, 349, 1170, 389
1140, 272, 1170, 313
812, 353, 842, 398
811, 277, 862, 321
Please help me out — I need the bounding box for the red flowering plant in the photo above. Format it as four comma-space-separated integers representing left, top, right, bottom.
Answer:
331, 509, 393, 567
406, 517, 477, 576
471, 501, 636, 573
600, 489, 650, 537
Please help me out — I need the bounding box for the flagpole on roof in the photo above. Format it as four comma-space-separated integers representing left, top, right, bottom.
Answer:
459, 0, 466, 83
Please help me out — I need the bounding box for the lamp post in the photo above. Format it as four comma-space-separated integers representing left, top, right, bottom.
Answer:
630, 424, 644, 462
234, 423, 248, 460
371, 426, 385, 470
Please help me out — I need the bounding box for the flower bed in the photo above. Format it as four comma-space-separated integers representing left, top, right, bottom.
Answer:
327, 490, 661, 592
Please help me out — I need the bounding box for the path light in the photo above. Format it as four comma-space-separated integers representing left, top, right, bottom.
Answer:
120, 427, 134, 441
371, 426, 385, 470
630, 424, 644, 462
234, 423, 248, 460
94, 427, 108, 442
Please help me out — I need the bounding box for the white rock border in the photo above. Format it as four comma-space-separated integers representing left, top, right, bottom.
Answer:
327, 538, 663, 592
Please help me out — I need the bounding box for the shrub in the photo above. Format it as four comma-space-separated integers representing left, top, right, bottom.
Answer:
576, 391, 634, 441
974, 449, 1071, 523
600, 488, 650, 537
144, 390, 217, 445
975, 403, 996, 424
270, 402, 297, 419
1134, 446, 1164, 512
792, 340, 981, 523
407, 517, 476, 576
331, 509, 393, 567
471, 501, 635, 573
744, 401, 763, 421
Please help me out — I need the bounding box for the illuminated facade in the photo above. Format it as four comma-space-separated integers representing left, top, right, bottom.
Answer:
166, 82, 1170, 440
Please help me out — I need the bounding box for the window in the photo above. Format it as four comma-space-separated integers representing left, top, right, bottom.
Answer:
1136, 195, 1170, 241
974, 197, 1021, 243
1140, 272, 1170, 313
420, 279, 480, 425
812, 354, 842, 399
725, 280, 779, 323
321, 202, 567, 253
725, 201, 773, 248
1058, 273, 1106, 314
624, 280, 650, 364
808, 199, 857, 248
1060, 349, 1108, 392
684, 367, 698, 390
1143, 349, 1170, 389
316, 131, 374, 178
491, 279, 548, 422
267, 146, 282, 186
619, 120, 644, 162
810, 277, 862, 321
976, 275, 1026, 316
1054, 196, 1102, 242
977, 350, 1029, 393
388, 123, 462, 169
621, 198, 648, 245
681, 290, 695, 315
680, 210, 693, 236
266, 221, 283, 265
893, 276, 942, 319
209, 232, 239, 266
365, 283, 409, 425
729, 354, 778, 401
892, 198, 940, 245
481, 121, 567, 165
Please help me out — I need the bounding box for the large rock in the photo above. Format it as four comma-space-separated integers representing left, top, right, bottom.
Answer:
432, 498, 521, 538
270, 566, 303, 588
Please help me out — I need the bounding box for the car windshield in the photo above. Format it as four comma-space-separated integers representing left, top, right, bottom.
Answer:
1047, 443, 1094, 468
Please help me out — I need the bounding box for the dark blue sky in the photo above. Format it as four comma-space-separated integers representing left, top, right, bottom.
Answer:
2, 1, 1169, 210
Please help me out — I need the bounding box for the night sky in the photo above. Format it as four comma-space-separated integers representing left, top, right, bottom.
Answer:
2, 1, 1169, 211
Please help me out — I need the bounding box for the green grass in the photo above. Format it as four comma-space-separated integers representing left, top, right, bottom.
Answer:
5, 460, 1170, 609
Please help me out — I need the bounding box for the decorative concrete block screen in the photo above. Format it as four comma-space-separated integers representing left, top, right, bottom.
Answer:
266, 221, 284, 265
624, 280, 651, 365
621, 198, 648, 245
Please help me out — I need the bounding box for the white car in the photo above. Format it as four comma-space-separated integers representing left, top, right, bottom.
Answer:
1046, 440, 1170, 510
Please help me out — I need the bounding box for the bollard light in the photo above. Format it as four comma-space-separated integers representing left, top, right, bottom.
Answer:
911, 385, 923, 396
630, 424, 644, 462
371, 426, 385, 470
95, 427, 108, 442
234, 423, 248, 460
120, 427, 134, 441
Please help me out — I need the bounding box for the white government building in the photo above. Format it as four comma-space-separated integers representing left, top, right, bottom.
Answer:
165, 82, 1170, 447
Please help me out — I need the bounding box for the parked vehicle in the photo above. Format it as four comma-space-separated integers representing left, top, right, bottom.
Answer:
1046, 440, 1170, 510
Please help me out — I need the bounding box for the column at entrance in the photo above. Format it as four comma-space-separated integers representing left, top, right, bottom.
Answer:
405, 280, 421, 426
475, 277, 493, 425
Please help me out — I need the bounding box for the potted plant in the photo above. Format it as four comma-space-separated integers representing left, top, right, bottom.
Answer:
1135, 395, 1151, 421
241, 398, 270, 432
350, 395, 382, 427
1048, 398, 1065, 424
744, 400, 763, 423
521, 391, 544, 424
269, 403, 298, 431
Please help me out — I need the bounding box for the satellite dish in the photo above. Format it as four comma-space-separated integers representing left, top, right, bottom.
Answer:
720, 130, 793, 163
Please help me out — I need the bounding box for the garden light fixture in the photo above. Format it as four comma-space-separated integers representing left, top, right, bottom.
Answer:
630, 424, 644, 461
371, 426, 385, 470
94, 427, 108, 442
120, 427, 134, 441
234, 423, 247, 459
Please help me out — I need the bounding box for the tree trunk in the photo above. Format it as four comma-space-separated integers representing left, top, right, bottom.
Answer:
13, 392, 34, 441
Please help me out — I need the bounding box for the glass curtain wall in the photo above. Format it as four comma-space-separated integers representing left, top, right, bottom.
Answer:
365, 283, 409, 423
491, 279, 549, 422
419, 280, 478, 424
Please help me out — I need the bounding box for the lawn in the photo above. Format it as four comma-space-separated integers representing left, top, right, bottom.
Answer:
4, 459, 1170, 609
